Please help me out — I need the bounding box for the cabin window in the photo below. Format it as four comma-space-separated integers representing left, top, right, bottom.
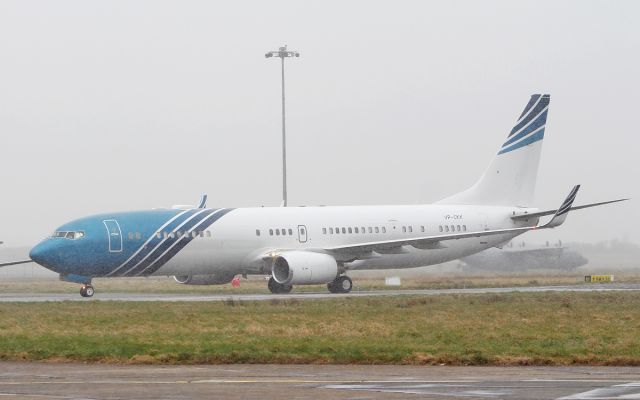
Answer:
288, 228, 293, 235
361, 227, 365, 233
156, 232, 162, 239
451, 225, 455, 232
256, 229, 261, 236
457, 225, 461, 232
408, 226, 413, 233
445, 226, 449, 232
275, 229, 280, 236
329, 227, 334, 234
335, 227, 340, 234
421, 226, 425, 232
322, 228, 327, 234
382, 227, 386, 233
135, 232, 141, 240
342, 227, 346, 234
206, 231, 211, 237
375, 227, 379, 233
301, 228, 306, 235
192, 231, 198, 238
439, 225, 443, 232
463, 225, 467, 231
348, 227, 352, 234
354, 227, 359, 233
368, 227, 373, 233
402, 226, 406, 233
128, 232, 134, 240
269, 229, 273, 236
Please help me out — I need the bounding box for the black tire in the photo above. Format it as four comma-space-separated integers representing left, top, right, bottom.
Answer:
79, 287, 87, 297
328, 276, 352, 294
84, 285, 95, 297
268, 277, 292, 294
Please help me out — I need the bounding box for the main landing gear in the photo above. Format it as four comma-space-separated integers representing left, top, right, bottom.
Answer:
80, 285, 95, 298
267, 277, 292, 294
327, 275, 352, 294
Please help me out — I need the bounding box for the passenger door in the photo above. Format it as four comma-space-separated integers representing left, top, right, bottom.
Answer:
103, 220, 123, 252
297, 225, 308, 243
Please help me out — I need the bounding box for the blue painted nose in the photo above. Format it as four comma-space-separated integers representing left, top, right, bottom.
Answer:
29, 241, 54, 269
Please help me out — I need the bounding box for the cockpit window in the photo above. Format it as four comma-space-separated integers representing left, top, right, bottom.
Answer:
52, 231, 85, 240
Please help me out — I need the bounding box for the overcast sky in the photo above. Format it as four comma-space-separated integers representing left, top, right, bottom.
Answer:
0, 0, 638, 246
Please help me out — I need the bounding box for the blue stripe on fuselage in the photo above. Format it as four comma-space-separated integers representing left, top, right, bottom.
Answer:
108, 209, 200, 276
138, 208, 234, 276
121, 208, 220, 276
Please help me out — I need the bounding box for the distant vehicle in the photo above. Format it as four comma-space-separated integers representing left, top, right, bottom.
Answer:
1, 94, 627, 297
459, 241, 588, 272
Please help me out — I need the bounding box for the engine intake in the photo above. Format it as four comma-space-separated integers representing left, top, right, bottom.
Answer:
272, 251, 338, 285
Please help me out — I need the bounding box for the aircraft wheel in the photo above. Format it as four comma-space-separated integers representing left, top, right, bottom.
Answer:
268, 277, 292, 294
80, 285, 95, 298
328, 275, 352, 294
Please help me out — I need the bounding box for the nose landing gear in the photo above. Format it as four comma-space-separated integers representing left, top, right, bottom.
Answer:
328, 275, 352, 294
80, 285, 95, 298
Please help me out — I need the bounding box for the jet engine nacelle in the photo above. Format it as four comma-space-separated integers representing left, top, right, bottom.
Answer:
173, 273, 235, 285
272, 251, 338, 285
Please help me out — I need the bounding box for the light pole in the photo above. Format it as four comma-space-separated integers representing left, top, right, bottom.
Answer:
265, 45, 299, 207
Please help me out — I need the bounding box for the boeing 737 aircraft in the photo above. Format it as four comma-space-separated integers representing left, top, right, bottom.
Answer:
0, 94, 627, 297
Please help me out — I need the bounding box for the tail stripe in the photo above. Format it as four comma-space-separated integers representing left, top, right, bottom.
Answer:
503, 108, 548, 147
509, 95, 550, 137
517, 94, 541, 121
498, 128, 545, 155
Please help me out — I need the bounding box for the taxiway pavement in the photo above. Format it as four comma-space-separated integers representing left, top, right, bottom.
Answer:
1, 363, 639, 399
0, 283, 639, 302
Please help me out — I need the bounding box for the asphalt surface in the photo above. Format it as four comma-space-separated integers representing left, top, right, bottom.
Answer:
0, 283, 639, 302
1, 363, 639, 399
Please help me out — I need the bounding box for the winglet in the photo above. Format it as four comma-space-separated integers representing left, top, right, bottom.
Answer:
542, 185, 580, 228
197, 194, 208, 209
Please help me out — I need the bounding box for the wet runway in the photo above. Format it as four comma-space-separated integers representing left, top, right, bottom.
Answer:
1, 283, 639, 302
1, 363, 639, 399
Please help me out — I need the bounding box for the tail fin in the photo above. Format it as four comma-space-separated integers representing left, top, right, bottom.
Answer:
438, 94, 550, 207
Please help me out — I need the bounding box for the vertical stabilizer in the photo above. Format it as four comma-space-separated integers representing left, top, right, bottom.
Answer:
438, 94, 550, 207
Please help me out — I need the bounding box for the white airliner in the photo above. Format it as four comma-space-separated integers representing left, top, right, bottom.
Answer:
1, 94, 627, 297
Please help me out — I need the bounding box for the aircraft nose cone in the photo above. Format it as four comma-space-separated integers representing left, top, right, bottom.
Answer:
29, 242, 53, 268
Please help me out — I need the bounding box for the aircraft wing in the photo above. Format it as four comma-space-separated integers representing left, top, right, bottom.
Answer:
511, 198, 628, 221
326, 185, 581, 258
0, 260, 33, 268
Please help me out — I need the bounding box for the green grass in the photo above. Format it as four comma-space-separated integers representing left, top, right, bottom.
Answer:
1, 292, 639, 365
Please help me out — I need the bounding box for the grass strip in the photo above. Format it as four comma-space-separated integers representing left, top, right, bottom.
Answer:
1, 292, 639, 365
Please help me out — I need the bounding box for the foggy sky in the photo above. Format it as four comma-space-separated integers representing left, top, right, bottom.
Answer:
0, 0, 638, 246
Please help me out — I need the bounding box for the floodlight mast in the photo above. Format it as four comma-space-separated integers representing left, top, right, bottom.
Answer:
265, 45, 299, 207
